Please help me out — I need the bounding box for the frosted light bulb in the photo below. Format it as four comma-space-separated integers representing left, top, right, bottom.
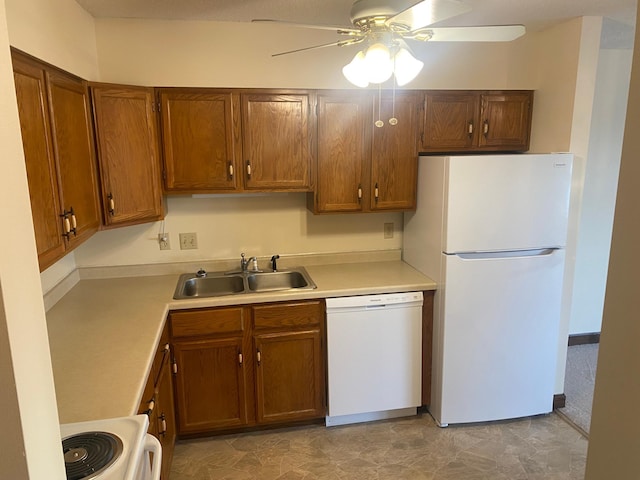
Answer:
364, 43, 393, 84
394, 47, 424, 86
342, 51, 369, 88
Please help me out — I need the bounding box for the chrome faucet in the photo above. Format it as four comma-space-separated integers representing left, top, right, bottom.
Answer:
240, 253, 261, 272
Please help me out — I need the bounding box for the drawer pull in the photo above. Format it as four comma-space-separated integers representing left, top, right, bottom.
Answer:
159, 413, 167, 435
107, 193, 115, 215
256, 350, 261, 366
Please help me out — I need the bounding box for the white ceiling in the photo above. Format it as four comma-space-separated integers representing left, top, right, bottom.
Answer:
75, 0, 637, 31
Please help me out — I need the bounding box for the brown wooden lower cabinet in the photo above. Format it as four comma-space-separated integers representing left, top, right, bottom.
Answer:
254, 329, 324, 424
169, 300, 326, 436
138, 323, 176, 480
172, 337, 249, 432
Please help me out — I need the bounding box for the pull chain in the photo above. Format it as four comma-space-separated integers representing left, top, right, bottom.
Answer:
374, 83, 384, 128
389, 53, 398, 126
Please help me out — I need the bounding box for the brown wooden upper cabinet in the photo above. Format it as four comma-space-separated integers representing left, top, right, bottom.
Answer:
158, 88, 313, 194
12, 50, 101, 271
310, 90, 419, 214
91, 84, 164, 227
241, 92, 313, 191
159, 89, 242, 193
420, 90, 533, 153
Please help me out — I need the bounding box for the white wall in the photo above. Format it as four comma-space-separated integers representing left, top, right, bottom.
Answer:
585, 5, 640, 476
569, 44, 632, 335
0, 0, 66, 477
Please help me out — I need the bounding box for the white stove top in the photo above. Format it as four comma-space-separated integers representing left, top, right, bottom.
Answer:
60, 415, 149, 480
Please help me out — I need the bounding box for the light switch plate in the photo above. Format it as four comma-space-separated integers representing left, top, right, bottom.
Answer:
179, 232, 198, 250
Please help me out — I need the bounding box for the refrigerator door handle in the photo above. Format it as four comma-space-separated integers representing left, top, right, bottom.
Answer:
452, 248, 560, 260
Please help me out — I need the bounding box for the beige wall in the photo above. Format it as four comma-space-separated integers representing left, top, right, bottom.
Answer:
0, 0, 66, 477
74, 195, 403, 268
5, 0, 98, 79
585, 6, 640, 477
94, 18, 519, 89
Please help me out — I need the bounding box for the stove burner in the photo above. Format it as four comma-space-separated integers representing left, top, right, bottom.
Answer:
62, 431, 123, 480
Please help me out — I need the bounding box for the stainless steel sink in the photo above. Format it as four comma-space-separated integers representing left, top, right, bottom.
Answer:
175, 274, 245, 298
247, 271, 310, 292
173, 267, 316, 299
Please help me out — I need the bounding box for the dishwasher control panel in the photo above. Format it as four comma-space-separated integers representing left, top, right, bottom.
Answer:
326, 291, 423, 309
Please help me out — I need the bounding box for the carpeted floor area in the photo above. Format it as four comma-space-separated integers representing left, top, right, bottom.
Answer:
557, 344, 599, 437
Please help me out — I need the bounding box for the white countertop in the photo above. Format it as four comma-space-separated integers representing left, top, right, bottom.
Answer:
46, 261, 435, 424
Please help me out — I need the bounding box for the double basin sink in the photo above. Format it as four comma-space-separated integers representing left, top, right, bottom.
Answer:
173, 267, 316, 299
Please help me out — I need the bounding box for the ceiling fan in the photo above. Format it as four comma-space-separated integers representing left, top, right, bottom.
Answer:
253, 0, 525, 87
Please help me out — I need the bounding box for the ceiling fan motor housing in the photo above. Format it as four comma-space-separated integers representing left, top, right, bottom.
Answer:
349, 0, 413, 25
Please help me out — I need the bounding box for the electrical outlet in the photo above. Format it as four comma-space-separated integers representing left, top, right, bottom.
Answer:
158, 233, 170, 250
384, 223, 394, 239
179, 232, 198, 250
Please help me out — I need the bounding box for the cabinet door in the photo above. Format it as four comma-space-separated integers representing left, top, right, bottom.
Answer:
173, 338, 248, 434
46, 71, 101, 248
421, 91, 479, 151
11, 54, 65, 271
159, 90, 241, 192
479, 91, 532, 150
91, 85, 164, 227
370, 91, 420, 211
314, 92, 370, 213
242, 92, 312, 191
155, 343, 176, 479
254, 329, 324, 423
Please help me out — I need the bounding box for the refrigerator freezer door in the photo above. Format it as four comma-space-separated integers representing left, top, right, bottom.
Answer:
443, 154, 572, 253
434, 248, 564, 426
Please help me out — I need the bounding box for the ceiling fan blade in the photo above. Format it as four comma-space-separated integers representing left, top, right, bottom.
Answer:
387, 0, 472, 31
423, 25, 525, 42
271, 38, 364, 57
252, 19, 360, 35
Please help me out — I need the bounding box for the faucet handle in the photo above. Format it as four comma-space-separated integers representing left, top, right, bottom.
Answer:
270, 254, 280, 272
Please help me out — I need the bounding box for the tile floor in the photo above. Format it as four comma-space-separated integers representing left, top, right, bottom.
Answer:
169, 412, 587, 479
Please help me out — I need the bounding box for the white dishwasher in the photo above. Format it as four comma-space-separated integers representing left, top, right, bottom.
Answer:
325, 292, 423, 427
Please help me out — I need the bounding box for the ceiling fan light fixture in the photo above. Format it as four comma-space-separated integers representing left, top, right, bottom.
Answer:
343, 51, 370, 87
393, 47, 424, 86
363, 42, 393, 84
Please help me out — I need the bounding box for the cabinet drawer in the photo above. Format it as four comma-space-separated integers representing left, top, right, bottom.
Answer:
170, 307, 245, 338
253, 301, 323, 329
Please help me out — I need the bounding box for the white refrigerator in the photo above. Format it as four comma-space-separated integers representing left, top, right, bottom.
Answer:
403, 153, 573, 427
